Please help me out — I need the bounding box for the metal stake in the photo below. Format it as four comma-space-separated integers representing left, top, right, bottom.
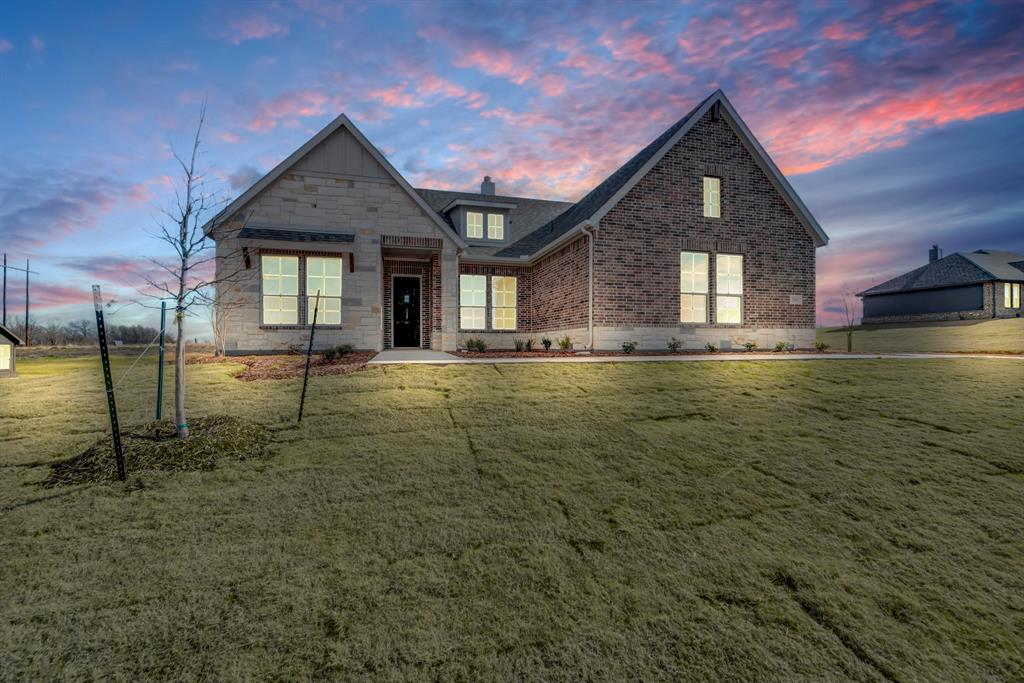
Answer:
94, 285, 126, 481
156, 300, 167, 421
297, 291, 321, 423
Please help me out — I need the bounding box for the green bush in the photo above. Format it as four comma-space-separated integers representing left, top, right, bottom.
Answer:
465, 338, 487, 352
513, 338, 526, 352
525, 338, 535, 351
621, 341, 637, 354
815, 340, 830, 352
558, 336, 572, 351
744, 341, 758, 352
774, 341, 787, 352
667, 337, 683, 352
321, 343, 354, 362
705, 343, 718, 353
541, 337, 552, 351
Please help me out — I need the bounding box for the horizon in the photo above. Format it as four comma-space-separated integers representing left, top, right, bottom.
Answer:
2, 0, 1023, 338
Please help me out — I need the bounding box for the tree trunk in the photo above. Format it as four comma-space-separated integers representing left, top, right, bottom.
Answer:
175, 306, 189, 438
846, 328, 853, 352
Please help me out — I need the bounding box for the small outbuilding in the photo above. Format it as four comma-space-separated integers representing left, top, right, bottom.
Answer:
859, 246, 1024, 324
0, 324, 22, 378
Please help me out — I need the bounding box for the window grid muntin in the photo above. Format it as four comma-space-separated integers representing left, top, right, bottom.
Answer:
487, 214, 505, 240
491, 276, 517, 330
467, 211, 484, 239
703, 176, 721, 218
460, 274, 487, 330
715, 253, 743, 324
680, 251, 709, 323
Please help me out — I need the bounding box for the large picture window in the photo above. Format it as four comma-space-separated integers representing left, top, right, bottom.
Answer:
716, 254, 743, 324
460, 274, 486, 329
680, 252, 709, 323
491, 276, 517, 330
306, 256, 343, 324
703, 177, 721, 218
467, 211, 484, 239
262, 255, 299, 325
1005, 282, 1021, 309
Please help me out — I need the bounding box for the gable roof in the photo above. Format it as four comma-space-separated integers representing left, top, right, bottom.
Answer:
858, 249, 1024, 296
491, 89, 828, 258
415, 188, 573, 257
203, 114, 466, 248
0, 324, 22, 346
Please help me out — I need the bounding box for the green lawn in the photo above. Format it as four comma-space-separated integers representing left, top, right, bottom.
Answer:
817, 317, 1024, 354
2, 355, 1023, 680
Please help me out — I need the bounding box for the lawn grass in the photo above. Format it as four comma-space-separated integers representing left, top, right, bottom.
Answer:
2, 355, 1023, 680
817, 317, 1024, 354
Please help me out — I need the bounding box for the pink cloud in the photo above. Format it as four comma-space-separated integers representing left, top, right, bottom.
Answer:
0, 38, 12, 53
821, 22, 867, 42
228, 15, 288, 44
246, 90, 329, 132
217, 131, 243, 144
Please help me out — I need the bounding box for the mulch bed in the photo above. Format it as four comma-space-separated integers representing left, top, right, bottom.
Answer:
187, 352, 375, 380
43, 415, 272, 487
453, 349, 823, 359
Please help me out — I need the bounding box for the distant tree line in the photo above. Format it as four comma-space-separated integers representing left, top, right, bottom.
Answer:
4, 315, 175, 346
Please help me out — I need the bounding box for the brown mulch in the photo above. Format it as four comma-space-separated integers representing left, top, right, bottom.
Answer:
453, 349, 823, 359
187, 352, 375, 380
43, 415, 272, 487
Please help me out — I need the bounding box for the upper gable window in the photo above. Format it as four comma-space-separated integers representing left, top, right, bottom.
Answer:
703, 177, 721, 218
467, 212, 484, 239
488, 214, 505, 240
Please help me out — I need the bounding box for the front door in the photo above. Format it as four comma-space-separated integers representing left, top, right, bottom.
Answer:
392, 276, 421, 347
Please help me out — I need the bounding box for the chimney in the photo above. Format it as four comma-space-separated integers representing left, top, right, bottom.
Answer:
480, 175, 495, 195
928, 244, 942, 263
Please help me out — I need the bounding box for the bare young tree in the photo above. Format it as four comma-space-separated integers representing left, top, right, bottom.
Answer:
840, 288, 860, 352
144, 102, 244, 437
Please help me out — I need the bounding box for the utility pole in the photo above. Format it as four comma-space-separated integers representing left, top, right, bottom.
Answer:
0, 256, 38, 339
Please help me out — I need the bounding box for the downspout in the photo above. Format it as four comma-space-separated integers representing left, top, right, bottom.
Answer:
581, 222, 596, 351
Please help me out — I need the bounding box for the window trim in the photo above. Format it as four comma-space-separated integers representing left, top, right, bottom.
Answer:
487, 213, 505, 240
259, 252, 346, 328
491, 275, 517, 331
703, 176, 721, 219
1006, 282, 1021, 309
715, 253, 743, 325
306, 256, 343, 326
0, 344, 10, 371
459, 273, 487, 330
680, 251, 709, 324
466, 211, 484, 240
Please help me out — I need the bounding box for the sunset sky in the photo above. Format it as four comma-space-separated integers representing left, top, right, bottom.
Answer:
1, 0, 1022, 331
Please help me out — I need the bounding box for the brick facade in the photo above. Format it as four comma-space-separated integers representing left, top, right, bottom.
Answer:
594, 111, 815, 335
382, 259, 440, 349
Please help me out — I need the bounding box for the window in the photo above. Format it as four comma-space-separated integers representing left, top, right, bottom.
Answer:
467, 211, 483, 239
716, 254, 743, 323
306, 257, 343, 325
492, 276, 517, 330
703, 176, 721, 218
1006, 282, 1022, 309
680, 252, 709, 323
0, 345, 9, 371
487, 214, 504, 240
460, 274, 486, 329
262, 255, 299, 325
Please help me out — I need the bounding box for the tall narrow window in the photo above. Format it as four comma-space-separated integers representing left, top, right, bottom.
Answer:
262, 255, 299, 325
306, 257, 343, 324
716, 254, 743, 323
467, 211, 484, 239
491, 276, 517, 330
0, 345, 9, 371
460, 274, 486, 329
487, 214, 505, 240
703, 176, 721, 218
1006, 282, 1022, 308
680, 252, 709, 323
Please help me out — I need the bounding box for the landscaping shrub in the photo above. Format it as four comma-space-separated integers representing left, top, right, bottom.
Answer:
815, 340, 830, 352
667, 337, 683, 352
558, 336, 572, 351
513, 338, 526, 352
465, 338, 487, 352
622, 341, 637, 354
321, 343, 354, 362
774, 341, 787, 352
525, 338, 535, 351
541, 336, 552, 350
705, 343, 718, 353
744, 341, 758, 352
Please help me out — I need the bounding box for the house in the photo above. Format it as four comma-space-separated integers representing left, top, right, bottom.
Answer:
207, 90, 828, 353
0, 324, 21, 378
858, 246, 1024, 324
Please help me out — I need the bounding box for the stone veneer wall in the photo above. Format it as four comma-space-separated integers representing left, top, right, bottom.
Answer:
591, 109, 817, 350
216, 170, 459, 352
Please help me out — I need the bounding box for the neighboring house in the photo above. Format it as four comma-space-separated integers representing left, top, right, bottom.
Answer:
858, 246, 1024, 324
208, 89, 828, 353
0, 324, 21, 378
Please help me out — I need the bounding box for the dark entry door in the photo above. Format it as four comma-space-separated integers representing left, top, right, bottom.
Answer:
393, 277, 421, 347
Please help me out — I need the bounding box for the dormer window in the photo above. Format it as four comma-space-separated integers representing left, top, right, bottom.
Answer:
467, 211, 484, 239
488, 214, 504, 240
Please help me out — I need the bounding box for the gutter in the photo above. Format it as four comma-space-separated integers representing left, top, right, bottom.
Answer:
581, 221, 596, 351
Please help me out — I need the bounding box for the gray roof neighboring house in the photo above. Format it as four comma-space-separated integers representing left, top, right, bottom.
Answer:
859, 250, 1024, 297
0, 324, 23, 345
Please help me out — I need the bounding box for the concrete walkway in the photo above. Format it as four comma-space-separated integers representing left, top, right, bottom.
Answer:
368, 350, 1023, 365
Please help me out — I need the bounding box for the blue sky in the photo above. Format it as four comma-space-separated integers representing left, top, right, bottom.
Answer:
1, 0, 1022, 330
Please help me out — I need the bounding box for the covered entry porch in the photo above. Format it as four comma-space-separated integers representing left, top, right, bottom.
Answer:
381, 235, 443, 350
